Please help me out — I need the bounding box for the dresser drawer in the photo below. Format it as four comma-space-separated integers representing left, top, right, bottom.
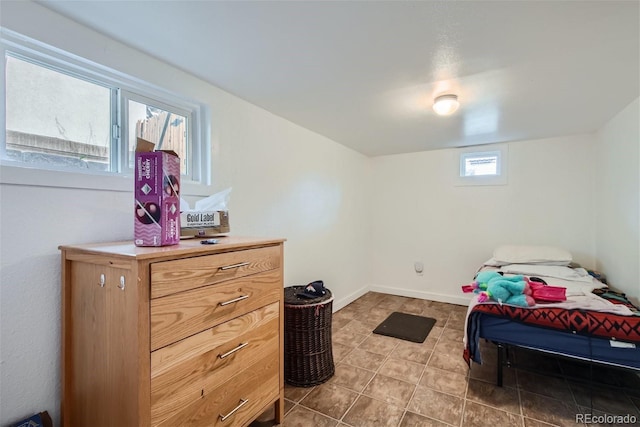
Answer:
151, 269, 281, 351
151, 245, 281, 299
153, 346, 280, 427
151, 302, 279, 426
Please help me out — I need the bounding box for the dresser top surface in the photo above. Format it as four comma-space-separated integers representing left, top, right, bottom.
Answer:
59, 235, 285, 260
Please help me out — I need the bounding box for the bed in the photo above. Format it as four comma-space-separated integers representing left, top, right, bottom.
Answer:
462, 245, 640, 388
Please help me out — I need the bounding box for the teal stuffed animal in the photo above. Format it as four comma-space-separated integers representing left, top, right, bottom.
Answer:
473, 271, 535, 307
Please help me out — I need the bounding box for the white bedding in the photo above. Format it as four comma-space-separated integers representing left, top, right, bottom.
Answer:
463, 250, 636, 353
476, 263, 630, 314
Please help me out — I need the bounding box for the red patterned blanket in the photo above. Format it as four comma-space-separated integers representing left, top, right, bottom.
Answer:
469, 302, 640, 343
463, 290, 640, 366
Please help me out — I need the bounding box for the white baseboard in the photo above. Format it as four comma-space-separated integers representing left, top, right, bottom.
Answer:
368, 284, 472, 307
331, 284, 472, 311
332, 284, 370, 312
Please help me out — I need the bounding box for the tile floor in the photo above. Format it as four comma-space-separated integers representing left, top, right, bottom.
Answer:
253, 292, 640, 427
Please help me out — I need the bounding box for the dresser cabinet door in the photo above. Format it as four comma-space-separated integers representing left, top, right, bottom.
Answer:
66, 263, 140, 427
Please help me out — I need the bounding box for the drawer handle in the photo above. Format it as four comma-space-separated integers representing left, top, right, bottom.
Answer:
220, 262, 250, 271
219, 398, 249, 422
218, 294, 249, 306
218, 342, 249, 359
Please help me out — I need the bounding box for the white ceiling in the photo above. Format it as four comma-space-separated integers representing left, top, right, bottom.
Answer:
38, 0, 639, 157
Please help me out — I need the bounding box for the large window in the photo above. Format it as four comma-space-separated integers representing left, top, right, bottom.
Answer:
1, 30, 209, 189
5, 54, 115, 171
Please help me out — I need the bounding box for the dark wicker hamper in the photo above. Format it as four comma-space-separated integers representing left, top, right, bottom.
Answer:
283, 286, 335, 387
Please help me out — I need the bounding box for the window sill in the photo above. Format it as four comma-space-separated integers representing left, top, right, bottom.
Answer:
0, 162, 212, 197
454, 175, 508, 186
454, 143, 508, 187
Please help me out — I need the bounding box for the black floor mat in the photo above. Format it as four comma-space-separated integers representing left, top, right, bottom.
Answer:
372, 312, 436, 343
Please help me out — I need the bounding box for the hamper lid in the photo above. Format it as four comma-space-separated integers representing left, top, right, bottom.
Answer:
285, 285, 333, 305
297, 280, 326, 298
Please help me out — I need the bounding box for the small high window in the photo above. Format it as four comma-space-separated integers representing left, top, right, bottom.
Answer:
456, 145, 508, 186
460, 150, 501, 177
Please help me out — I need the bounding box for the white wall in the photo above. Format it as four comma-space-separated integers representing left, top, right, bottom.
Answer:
1, 2, 637, 426
370, 135, 597, 304
0, 2, 371, 425
595, 98, 640, 305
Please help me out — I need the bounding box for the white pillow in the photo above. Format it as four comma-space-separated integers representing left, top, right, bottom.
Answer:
499, 264, 592, 282
493, 245, 572, 265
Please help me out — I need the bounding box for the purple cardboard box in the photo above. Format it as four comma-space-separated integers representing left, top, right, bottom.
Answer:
134, 138, 180, 246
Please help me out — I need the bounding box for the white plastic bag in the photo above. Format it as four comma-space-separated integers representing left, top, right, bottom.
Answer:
180, 187, 231, 212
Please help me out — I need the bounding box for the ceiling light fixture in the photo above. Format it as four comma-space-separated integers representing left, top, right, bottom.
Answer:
433, 94, 459, 116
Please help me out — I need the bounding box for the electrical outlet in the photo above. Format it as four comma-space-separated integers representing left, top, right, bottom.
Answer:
414, 261, 424, 276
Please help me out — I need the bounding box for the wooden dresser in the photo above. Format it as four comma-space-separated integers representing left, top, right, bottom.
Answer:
59, 236, 285, 427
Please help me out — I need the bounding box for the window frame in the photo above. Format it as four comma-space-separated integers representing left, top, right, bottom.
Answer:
460, 150, 501, 178
121, 90, 197, 178
1, 28, 211, 195
455, 144, 508, 186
